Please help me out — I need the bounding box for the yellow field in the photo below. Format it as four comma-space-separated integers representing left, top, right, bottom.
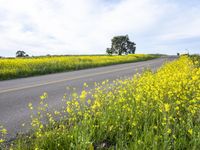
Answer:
0, 54, 158, 80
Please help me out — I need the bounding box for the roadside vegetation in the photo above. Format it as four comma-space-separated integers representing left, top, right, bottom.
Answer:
189, 54, 200, 67
1, 55, 199, 149
0, 54, 158, 80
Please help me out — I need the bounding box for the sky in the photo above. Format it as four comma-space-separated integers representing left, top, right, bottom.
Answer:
0, 0, 200, 57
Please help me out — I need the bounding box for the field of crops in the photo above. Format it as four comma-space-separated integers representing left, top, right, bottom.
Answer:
1, 55, 199, 149
0, 54, 158, 80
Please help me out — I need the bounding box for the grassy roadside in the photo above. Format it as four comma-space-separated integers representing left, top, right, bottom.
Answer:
0, 54, 159, 80
1, 55, 199, 149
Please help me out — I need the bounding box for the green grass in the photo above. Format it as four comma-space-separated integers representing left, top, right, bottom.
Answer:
0, 54, 159, 80
189, 54, 200, 67
1, 56, 199, 150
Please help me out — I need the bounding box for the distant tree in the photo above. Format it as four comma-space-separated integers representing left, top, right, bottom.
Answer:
106, 35, 136, 55
126, 41, 136, 54
106, 48, 114, 55
16, 50, 27, 57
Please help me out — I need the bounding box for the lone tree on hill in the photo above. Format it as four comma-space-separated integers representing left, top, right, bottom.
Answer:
16, 50, 29, 57
106, 35, 136, 55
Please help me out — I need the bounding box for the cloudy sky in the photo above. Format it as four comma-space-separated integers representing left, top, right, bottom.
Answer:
0, 0, 199, 56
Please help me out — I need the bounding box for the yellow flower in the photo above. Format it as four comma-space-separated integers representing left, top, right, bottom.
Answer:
67, 107, 72, 113
188, 129, 193, 135
39, 124, 43, 129
0, 139, 4, 143
54, 111, 60, 115
80, 90, 87, 100
164, 103, 170, 112
83, 83, 88, 87
176, 100, 181, 105
175, 106, 179, 110
28, 103, 33, 110
167, 129, 172, 134
87, 99, 91, 104
1, 128, 7, 134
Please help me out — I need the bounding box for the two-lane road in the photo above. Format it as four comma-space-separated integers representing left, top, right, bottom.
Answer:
0, 57, 176, 138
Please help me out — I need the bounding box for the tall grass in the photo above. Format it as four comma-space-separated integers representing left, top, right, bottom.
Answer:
0, 56, 198, 149
0, 54, 158, 80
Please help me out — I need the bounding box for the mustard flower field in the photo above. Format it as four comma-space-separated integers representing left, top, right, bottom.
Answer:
1, 55, 200, 149
0, 54, 158, 80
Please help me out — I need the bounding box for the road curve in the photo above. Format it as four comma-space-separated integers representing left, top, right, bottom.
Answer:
0, 57, 176, 138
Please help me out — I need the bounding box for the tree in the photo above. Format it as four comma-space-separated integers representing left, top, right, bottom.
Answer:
106, 48, 114, 55
16, 50, 27, 57
126, 41, 136, 54
106, 35, 136, 55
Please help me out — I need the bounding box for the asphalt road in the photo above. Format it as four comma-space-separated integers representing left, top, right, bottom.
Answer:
0, 57, 176, 138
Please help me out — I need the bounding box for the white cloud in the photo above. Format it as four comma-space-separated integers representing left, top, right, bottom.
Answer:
0, 0, 200, 56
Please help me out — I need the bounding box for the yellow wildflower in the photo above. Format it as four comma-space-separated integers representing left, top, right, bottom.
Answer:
188, 129, 193, 135
164, 103, 170, 112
